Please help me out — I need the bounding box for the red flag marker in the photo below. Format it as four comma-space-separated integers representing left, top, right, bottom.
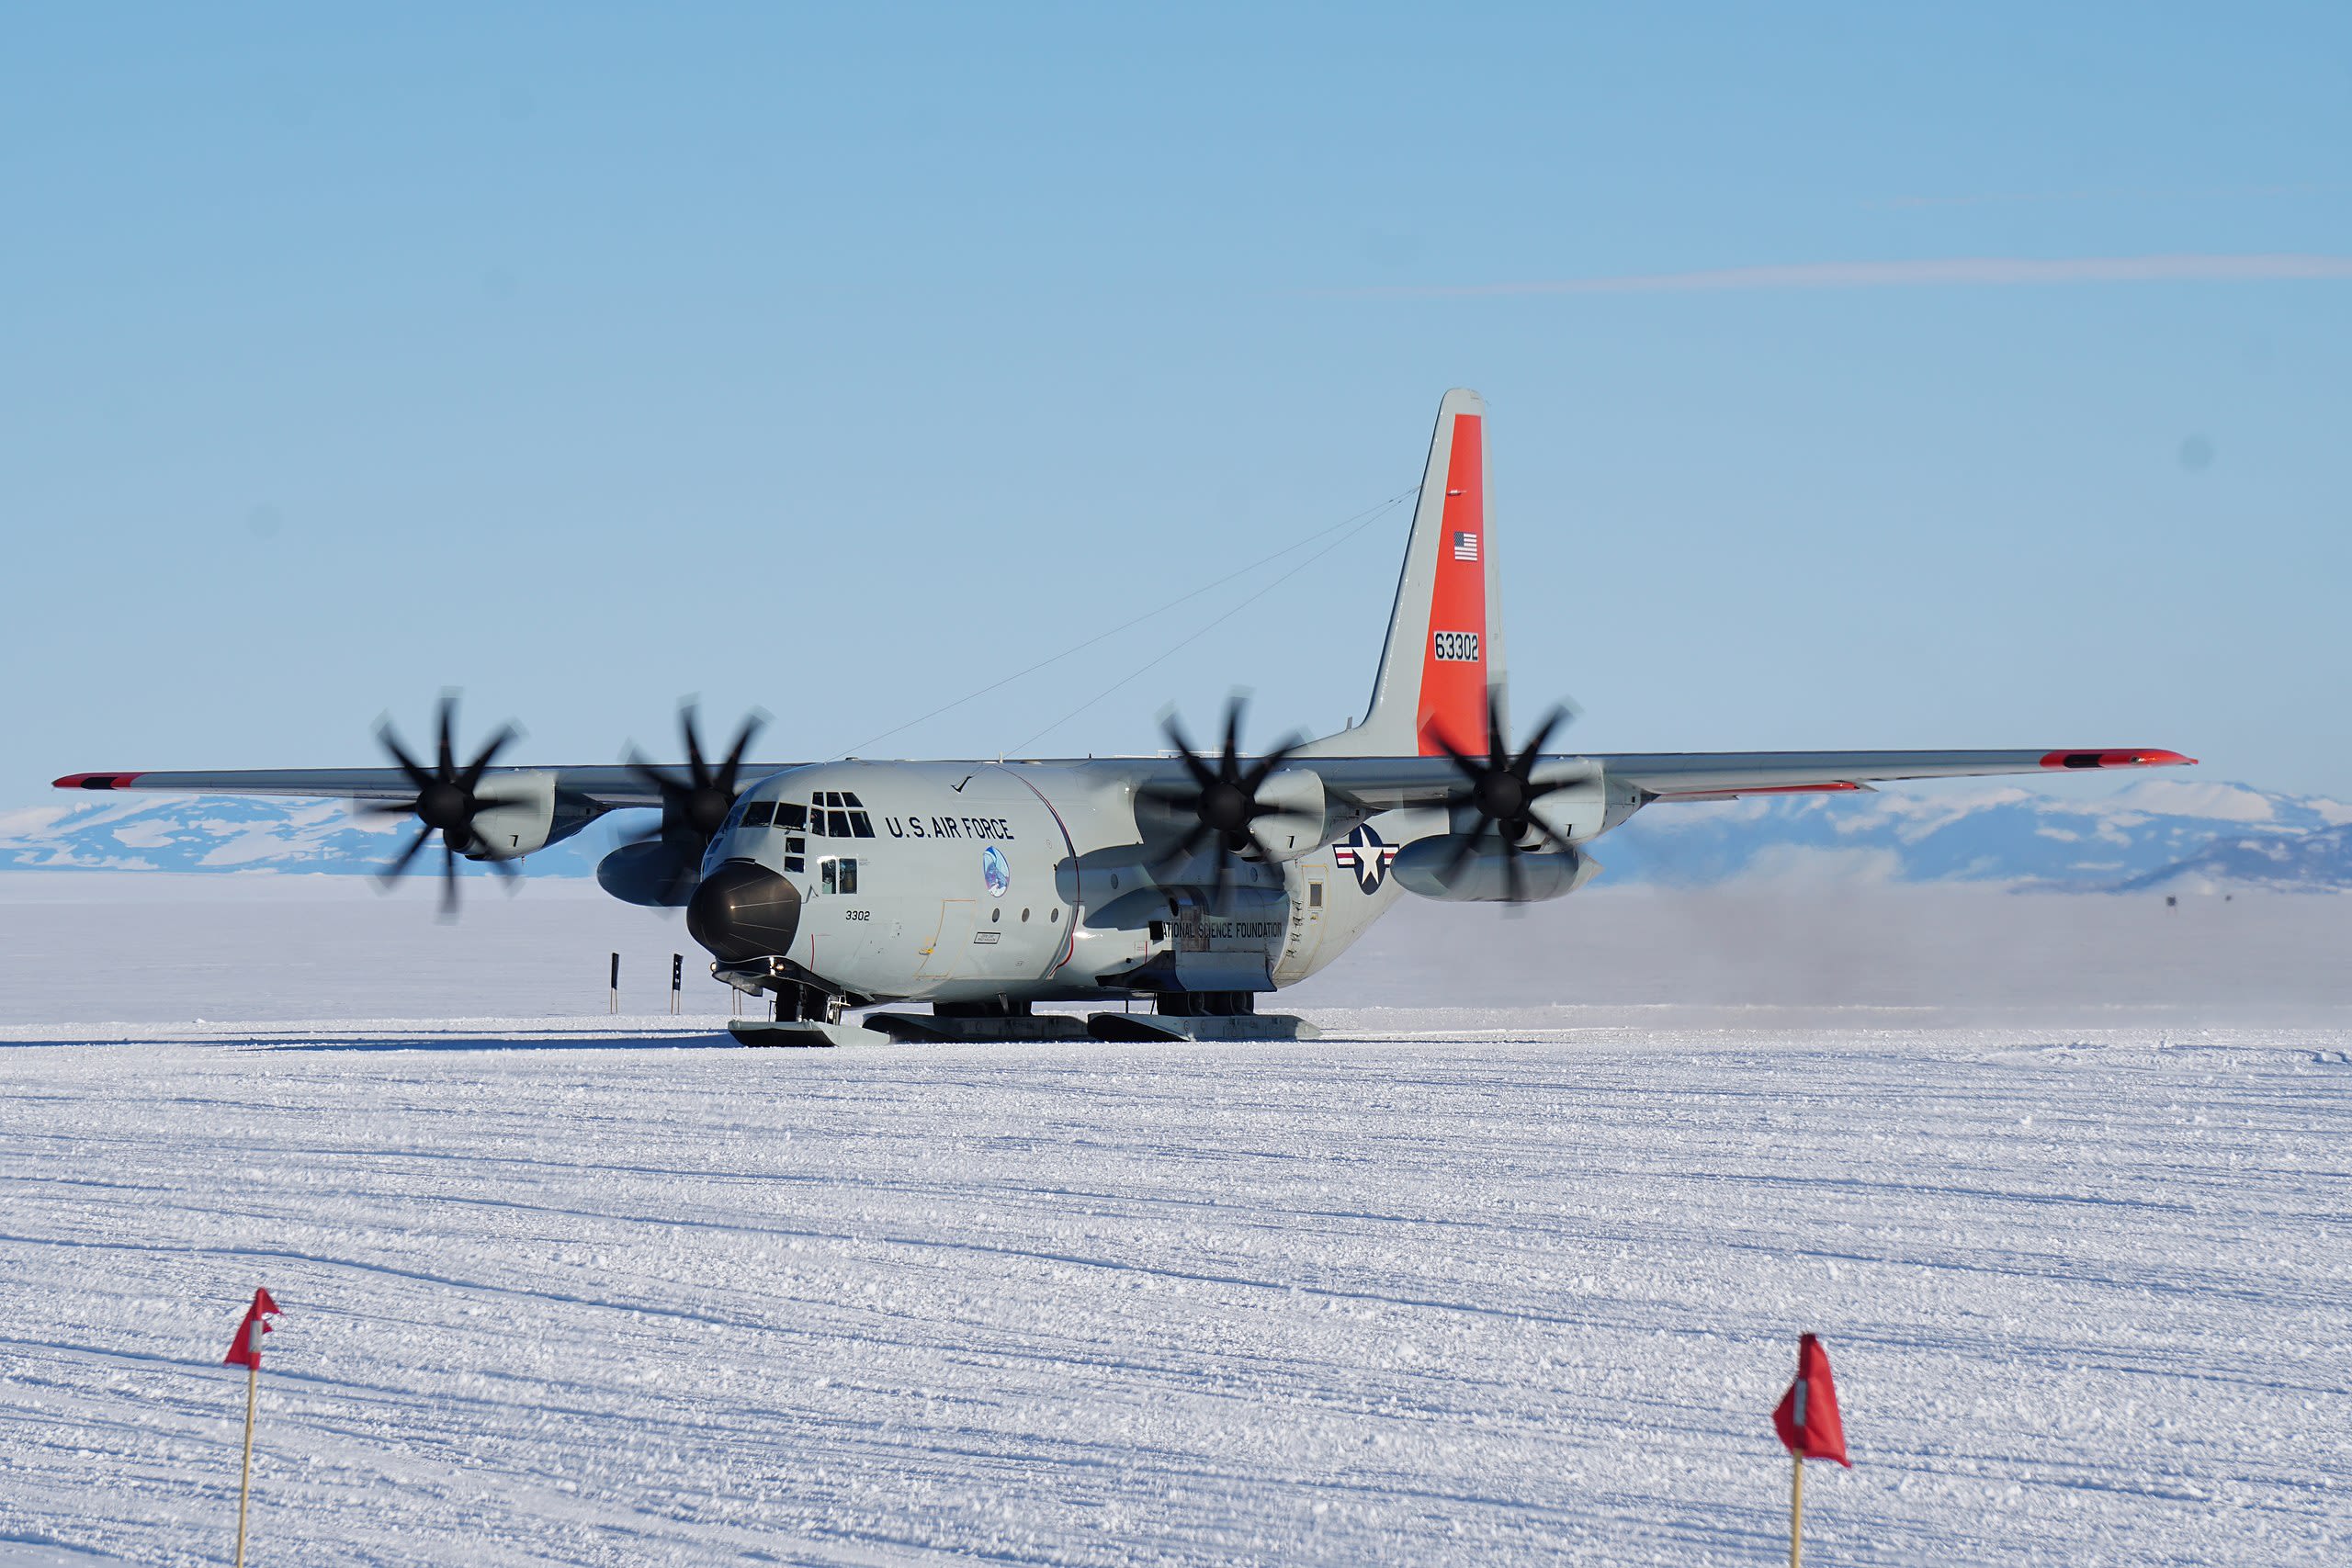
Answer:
1772, 1334, 1849, 1568
222, 1287, 281, 1369
1773, 1332, 1849, 1466
222, 1289, 283, 1568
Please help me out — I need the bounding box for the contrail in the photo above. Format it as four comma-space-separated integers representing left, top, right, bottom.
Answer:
1333, 253, 2352, 298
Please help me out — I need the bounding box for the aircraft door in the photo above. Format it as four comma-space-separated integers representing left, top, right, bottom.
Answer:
956, 837, 1065, 985
917, 898, 977, 979
1272, 868, 1328, 986
809, 852, 885, 975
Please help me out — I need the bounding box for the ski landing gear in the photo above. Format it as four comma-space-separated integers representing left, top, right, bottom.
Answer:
714, 957, 1317, 1047
861, 992, 1319, 1045
1087, 990, 1319, 1043
720, 965, 870, 1048
864, 998, 1092, 1043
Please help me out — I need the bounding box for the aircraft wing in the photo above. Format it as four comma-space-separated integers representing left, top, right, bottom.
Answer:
49, 766, 736, 810
1300, 747, 2194, 809
1591, 746, 2194, 801
56, 746, 2194, 816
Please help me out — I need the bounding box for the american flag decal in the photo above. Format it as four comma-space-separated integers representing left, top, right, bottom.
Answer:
1452, 530, 1479, 562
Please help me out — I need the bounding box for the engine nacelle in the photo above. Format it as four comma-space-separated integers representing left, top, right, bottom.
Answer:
1453, 765, 1645, 848
458, 772, 595, 861
595, 838, 700, 907
1392, 836, 1600, 903
1131, 765, 1331, 863
1249, 766, 1329, 861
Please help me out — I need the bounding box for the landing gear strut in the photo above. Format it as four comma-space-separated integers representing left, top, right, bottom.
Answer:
771, 978, 843, 1025
710, 957, 860, 1046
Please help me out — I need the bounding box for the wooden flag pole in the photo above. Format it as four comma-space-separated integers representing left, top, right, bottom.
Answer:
1789, 1451, 1804, 1568
234, 1323, 260, 1567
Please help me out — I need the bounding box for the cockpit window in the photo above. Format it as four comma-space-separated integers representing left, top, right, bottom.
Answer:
775, 803, 808, 832
801, 792, 875, 838
742, 800, 775, 828
838, 791, 875, 837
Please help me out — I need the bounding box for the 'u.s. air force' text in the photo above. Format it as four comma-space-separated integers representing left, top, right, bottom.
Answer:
885, 817, 1014, 840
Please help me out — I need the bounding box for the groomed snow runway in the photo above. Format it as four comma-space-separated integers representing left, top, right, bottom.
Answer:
1, 1021, 2346, 1565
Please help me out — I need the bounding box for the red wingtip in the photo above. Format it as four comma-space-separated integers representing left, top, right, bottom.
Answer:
2039, 749, 2196, 771
51, 772, 142, 790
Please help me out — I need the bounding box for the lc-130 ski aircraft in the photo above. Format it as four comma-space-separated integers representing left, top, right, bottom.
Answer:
57, 389, 2193, 1044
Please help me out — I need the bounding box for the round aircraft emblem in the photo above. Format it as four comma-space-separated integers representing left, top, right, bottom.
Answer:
1332, 824, 1396, 894
981, 844, 1011, 897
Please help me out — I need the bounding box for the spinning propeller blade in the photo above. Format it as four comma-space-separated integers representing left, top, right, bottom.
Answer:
1431, 686, 1582, 905
371, 693, 524, 920
1141, 694, 1303, 906
613, 702, 770, 901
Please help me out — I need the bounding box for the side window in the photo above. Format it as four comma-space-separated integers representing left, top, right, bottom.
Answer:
839, 858, 858, 895
1308, 882, 1324, 908
742, 800, 775, 829
820, 859, 837, 896
785, 836, 805, 874
775, 803, 807, 831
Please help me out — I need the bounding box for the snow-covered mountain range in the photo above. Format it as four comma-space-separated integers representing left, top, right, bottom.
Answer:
1598, 777, 2352, 893
4, 778, 2347, 891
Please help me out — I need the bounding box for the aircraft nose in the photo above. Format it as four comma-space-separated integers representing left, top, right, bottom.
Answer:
686, 859, 802, 962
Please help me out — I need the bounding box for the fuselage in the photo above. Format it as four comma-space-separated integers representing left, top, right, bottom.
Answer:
694, 760, 1423, 1006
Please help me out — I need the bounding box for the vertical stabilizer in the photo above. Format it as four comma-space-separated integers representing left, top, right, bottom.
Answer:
1310, 389, 1504, 757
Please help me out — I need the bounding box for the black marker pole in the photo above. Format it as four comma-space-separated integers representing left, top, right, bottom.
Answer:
608, 953, 619, 1015
671, 953, 683, 1017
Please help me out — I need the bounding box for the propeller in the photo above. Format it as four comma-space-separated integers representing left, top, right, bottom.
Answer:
1141, 694, 1304, 907
368, 694, 523, 919
621, 700, 767, 852
1430, 686, 1581, 904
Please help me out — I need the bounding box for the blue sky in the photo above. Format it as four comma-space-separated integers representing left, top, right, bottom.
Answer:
6, 5, 2348, 796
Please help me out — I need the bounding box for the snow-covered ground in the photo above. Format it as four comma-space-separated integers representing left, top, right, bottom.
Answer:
3, 877, 2346, 1563
1, 1021, 2346, 1566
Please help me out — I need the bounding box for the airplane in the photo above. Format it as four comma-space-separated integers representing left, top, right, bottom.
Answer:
54, 389, 2193, 1045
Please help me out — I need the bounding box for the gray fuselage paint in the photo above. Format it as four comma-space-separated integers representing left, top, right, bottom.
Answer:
697, 760, 1419, 1006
